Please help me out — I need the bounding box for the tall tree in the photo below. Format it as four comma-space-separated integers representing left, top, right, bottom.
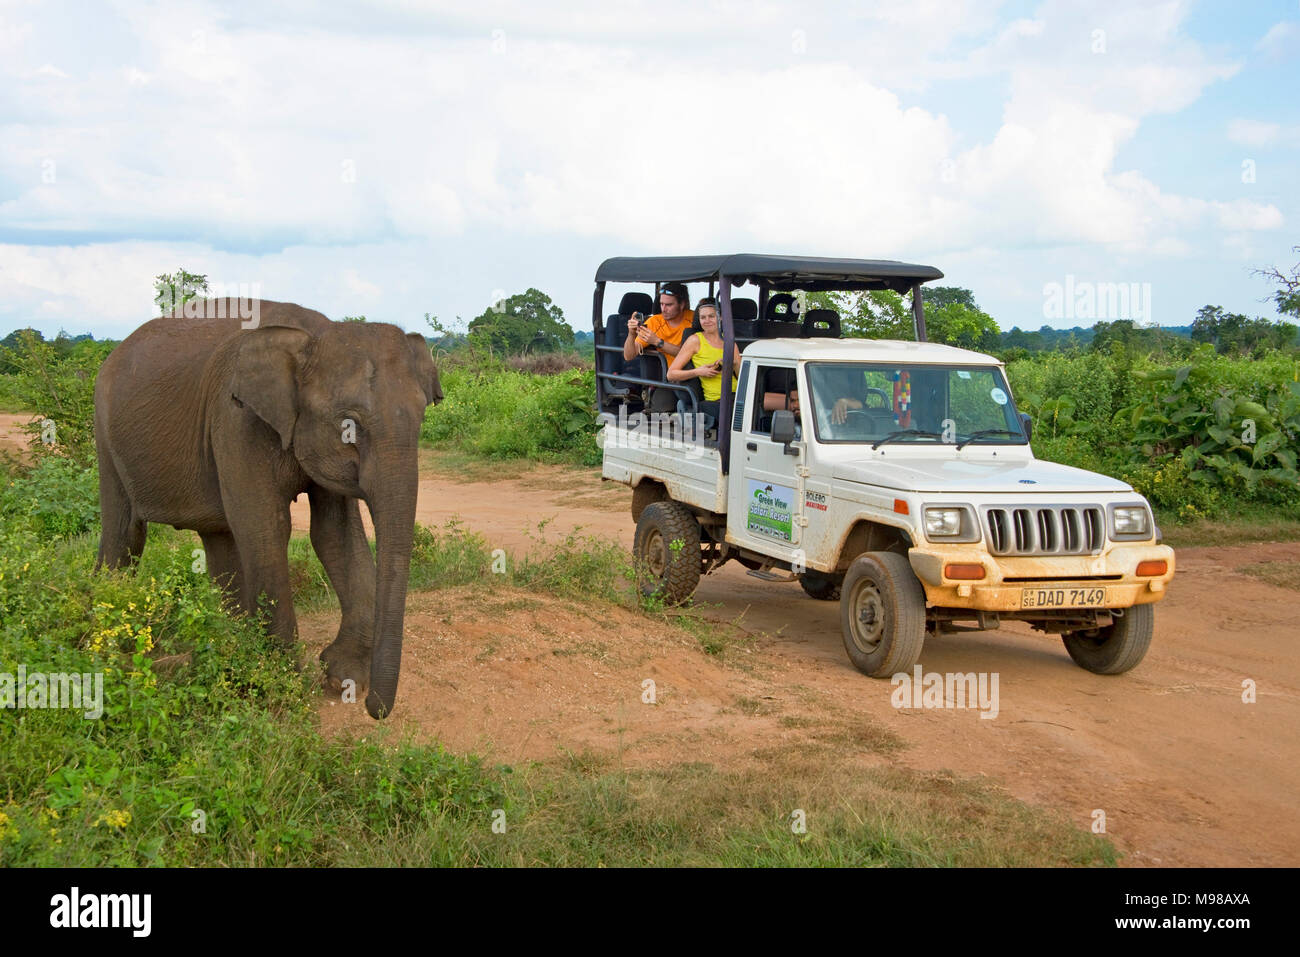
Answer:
1254, 245, 1300, 319
921, 285, 979, 311
467, 288, 574, 354
154, 268, 208, 316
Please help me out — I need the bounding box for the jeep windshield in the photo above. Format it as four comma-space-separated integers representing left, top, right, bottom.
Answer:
806, 362, 1028, 447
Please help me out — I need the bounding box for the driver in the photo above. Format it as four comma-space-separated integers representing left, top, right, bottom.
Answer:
810, 367, 900, 435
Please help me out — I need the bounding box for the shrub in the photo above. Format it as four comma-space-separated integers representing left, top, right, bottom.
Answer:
0, 456, 99, 539
422, 365, 599, 465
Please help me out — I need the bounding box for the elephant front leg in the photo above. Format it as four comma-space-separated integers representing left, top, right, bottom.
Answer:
222, 490, 299, 654
308, 486, 377, 695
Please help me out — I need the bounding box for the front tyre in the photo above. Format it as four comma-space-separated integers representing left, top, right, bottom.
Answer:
633, 500, 701, 606
839, 551, 926, 677
1062, 604, 1154, 674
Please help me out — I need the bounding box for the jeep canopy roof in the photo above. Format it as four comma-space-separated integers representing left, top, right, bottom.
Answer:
594, 253, 943, 293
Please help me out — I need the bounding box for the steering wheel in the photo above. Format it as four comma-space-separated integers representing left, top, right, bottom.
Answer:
863, 387, 890, 410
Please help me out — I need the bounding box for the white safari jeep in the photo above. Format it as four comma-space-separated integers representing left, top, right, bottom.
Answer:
593, 254, 1175, 677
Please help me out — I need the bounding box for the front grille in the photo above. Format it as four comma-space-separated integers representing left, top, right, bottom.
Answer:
984, 505, 1104, 556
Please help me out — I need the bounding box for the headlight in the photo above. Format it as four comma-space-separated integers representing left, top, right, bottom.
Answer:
1112, 506, 1151, 537
924, 507, 964, 537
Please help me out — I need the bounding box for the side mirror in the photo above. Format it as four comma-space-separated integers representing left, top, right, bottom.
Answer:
771, 409, 799, 455
1018, 412, 1033, 442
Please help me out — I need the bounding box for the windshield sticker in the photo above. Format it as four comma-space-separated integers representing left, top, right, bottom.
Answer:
990, 387, 1008, 405
747, 480, 794, 542
957, 370, 971, 379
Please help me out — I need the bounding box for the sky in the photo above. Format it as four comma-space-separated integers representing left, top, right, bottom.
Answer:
0, 0, 1296, 340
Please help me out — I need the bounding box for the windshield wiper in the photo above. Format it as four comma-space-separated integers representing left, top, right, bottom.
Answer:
955, 429, 1022, 450
871, 429, 945, 450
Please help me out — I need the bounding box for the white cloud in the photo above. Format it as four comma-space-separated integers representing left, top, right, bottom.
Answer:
0, 0, 1285, 335
1227, 119, 1281, 147
1257, 21, 1299, 58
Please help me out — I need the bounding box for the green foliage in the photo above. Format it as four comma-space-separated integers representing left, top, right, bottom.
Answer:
1189, 305, 1297, 355
1117, 350, 1300, 501
153, 268, 208, 316
422, 361, 599, 465
807, 290, 912, 339
512, 523, 631, 600
921, 286, 979, 311
467, 288, 574, 355
1009, 347, 1300, 517
1, 456, 100, 539
0, 520, 505, 866
2, 331, 110, 467
1254, 245, 1300, 320
925, 302, 1000, 351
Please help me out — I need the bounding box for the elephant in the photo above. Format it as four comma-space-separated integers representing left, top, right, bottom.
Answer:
93, 298, 442, 718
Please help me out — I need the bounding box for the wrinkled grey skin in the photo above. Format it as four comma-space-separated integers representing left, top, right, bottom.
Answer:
94, 299, 442, 718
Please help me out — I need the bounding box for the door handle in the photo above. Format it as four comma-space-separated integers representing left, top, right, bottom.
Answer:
746, 442, 757, 451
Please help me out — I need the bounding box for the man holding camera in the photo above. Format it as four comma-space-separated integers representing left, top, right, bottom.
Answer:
624, 281, 695, 413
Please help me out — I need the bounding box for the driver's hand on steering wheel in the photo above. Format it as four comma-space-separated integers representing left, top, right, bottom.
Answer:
832, 396, 862, 425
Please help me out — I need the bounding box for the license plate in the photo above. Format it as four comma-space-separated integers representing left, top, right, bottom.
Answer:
1021, 587, 1107, 609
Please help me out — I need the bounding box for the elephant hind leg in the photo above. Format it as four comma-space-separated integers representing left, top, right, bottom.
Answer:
95, 452, 146, 571
199, 531, 245, 612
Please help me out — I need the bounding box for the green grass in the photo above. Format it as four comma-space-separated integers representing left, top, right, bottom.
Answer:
356, 760, 1115, 867
1239, 560, 1300, 591
1156, 505, 1300, 548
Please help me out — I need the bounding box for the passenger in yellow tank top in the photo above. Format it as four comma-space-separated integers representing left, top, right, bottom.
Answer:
667, 298, 742, 421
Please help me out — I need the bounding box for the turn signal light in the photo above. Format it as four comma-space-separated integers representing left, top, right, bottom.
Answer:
945, 563, 986, 580
893, 499, 909, 515
1136, 560, 1167, 576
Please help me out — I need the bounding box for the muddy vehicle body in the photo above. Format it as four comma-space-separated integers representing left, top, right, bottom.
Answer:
594, 255, 1175, 676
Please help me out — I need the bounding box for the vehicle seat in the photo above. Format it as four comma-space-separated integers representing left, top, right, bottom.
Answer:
601, 291, 656, 408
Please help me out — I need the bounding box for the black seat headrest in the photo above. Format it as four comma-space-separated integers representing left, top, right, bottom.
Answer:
618, 291, 655, 316
802, 308, 841, 338
765, 293, 797, 321
730, 298, 758, 321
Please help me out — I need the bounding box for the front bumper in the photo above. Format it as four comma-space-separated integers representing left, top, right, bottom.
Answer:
908, 542, 1175, 612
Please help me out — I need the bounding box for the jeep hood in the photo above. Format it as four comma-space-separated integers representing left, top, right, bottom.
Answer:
832, 456, 1133, 494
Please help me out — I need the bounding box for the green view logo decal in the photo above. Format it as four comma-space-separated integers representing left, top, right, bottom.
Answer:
747, 480, 794, 542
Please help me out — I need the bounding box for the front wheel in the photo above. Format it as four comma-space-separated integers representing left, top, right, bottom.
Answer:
633, 500, 701, 606
1062, 604, 1154, 674
839, 551, 926, 677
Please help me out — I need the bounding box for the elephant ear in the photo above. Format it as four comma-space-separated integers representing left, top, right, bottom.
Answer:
232, 325, 316, 451
406, 332, 443, 405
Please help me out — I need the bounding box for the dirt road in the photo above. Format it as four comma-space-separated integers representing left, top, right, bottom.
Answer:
292, 462, 1300, 868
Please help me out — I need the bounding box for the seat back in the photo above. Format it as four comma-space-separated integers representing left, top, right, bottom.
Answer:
618, 291, 655, 318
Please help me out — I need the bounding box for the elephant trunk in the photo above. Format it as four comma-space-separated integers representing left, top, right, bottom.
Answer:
363, 451, 419, 719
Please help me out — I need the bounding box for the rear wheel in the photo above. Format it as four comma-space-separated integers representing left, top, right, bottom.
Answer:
800, 573, 841, 601
633, 500, 701, 606
1062, 604, 1154, 674
839, 551, 926, 677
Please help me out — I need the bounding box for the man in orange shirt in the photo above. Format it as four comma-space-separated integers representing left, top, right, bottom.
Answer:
623, 282, 696, 413
623, 282, 694, 361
